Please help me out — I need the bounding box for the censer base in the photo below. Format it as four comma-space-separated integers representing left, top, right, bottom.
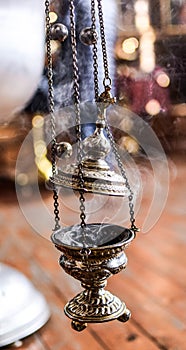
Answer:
52, 224, 135, 331
64, 288, 131, 332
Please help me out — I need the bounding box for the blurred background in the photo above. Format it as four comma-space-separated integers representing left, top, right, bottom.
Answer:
0, 0, 186, 349
0, 0, 186, 182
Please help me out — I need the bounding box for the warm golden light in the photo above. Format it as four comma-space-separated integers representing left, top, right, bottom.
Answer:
134, 0, 148, 14
140, 52, 155, 72
119, 136, 139, 154
32, 114, 52, 180
32, 114, 44, 128
35, 157, 52, 179
122, 37, 139, 54
49, 11, 58, 23
50, 40, 61, 54
140, 30, 156, 46
135, 16, 150, 32
34, 140, 47, 158
134, 0, 150, 33
145, 99, 161, 115
139, 30, 156, 72
134, 0, 156, 72
156, 72, 170, 88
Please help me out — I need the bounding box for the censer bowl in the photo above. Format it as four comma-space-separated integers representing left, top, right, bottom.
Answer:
51, 223, 134, 331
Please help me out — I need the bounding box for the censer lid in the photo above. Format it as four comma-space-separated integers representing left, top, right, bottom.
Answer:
49, 163, 129, 197
48, 113, 131, 197
51, 223, 134, 249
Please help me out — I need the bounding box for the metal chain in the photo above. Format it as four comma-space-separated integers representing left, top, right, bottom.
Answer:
105, 123, 137, 231
46, 0, 137, 232
91, 0, 99, 101
45, 0, 60, 230
45, 0, 56, 143
69, 0, 86, 229
97, 0, 111, 86
93, 0, 137, 231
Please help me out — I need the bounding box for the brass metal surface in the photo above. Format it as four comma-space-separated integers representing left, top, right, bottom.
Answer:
51, 223, 134, 330
49, 165, 129, 196
49, 116, 129, 196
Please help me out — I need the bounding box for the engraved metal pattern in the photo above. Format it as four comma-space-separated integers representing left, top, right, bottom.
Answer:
90, 0, 137, 230
49, 167, 129, 196
64, 290, 126, 322
45, 0, 139, 331
49, 108, 131, 197
51, 224, 134, 329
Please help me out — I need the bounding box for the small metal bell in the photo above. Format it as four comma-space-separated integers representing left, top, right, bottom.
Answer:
79, 27, 98, 46
51, 23, 68, 42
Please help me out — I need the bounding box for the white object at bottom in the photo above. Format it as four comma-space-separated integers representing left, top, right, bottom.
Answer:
0, 263, 50, 347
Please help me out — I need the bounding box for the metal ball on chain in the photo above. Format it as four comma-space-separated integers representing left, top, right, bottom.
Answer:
55, 142, 72, 159
79, 27, 98, 46
51, 23, 68, 42
45, 0, 139, 332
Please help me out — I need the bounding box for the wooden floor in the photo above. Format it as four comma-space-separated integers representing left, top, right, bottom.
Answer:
0, 155, 186, 350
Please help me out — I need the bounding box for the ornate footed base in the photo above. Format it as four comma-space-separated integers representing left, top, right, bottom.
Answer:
51, 224, 135, 331
64, 287, 131, 331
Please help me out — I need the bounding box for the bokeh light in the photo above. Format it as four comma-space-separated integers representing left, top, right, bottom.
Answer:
145, 99, 161, 115
49, 11, 58, 23
122, 37, 139, 54
156, 72, 170, 88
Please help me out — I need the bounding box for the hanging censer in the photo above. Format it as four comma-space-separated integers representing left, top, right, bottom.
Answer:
45, 0, 139, 332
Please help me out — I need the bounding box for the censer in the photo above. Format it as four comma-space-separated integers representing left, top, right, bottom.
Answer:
45, 0, 139, 331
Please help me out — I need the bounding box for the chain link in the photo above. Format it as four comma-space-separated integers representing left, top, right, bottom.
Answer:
90, 0, 138, 231
97, 0, 111, 84
91, 0, 99, 101
45, 0, 137, 232
105, 123, 137, 231
45, 0, 60, 230
45, 0, 56, 142
69, 0, 86, 229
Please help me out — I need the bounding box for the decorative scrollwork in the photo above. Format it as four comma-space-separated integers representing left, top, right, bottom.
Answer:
51, 224, 134, 325
65, 289, 126, 322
